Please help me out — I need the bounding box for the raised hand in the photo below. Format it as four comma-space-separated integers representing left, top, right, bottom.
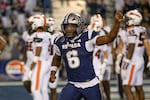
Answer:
115, 11, 123, 22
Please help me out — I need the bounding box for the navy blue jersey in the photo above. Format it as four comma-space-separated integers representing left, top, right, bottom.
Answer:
55, 31, 98, 82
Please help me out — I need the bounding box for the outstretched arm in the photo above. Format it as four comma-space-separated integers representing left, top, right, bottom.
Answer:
96, 12, 123, 45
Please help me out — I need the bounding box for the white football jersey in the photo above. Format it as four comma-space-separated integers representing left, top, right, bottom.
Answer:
121, 26, 147, 86
93, 28, 108, 63
107, 44, 113, 65
22, 31, 34, 81
22, 31, 34, 60
117, 28, 128, 55
126, 26, 147, 61
31, 31, 52, 61
103, 26, 113, 65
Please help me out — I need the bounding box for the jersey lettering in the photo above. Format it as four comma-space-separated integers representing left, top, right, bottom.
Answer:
95, 49, 101, 59
26, 41, 32, 51
138, 32, 145, 47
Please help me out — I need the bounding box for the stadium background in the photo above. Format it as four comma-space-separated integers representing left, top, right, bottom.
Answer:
0, 0, 150, 100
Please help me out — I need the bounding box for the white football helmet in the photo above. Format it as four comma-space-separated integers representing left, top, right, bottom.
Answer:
46, 17, 55, 32
88, 14, 103, 32
125, 9, 142, 26
28, 14, 45, 30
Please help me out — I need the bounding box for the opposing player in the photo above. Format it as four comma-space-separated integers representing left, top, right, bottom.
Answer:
28, 14, 51, 100
115, 24, 127, 99
118, 10, 150, 100
100, 19, 114, 100
0, 36, 7, 54
46, 17, 61, 100
88, 14, 108, 79
88, 14, 113, 100
49, 11, 123, 100
22, 15, 36, 93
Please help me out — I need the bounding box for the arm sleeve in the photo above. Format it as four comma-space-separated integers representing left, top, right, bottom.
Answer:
85, 36, 98, 52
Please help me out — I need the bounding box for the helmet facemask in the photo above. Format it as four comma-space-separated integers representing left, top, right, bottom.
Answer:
63, 24, 78, 39
61, 13, 84, 40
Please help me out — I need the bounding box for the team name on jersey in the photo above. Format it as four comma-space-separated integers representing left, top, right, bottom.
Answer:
62, 42, 81, 49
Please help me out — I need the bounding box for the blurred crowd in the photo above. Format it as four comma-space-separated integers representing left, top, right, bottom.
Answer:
86, 0, 150, 32
0, 0, 52, 60
0, 0, 150, 80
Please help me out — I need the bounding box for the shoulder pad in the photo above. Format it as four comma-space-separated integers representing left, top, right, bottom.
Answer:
54, 33, 64, 42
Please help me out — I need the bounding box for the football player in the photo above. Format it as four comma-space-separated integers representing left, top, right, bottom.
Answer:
28, 14, 51, 100
88, 14, 113, 100
22, 15, 36, 93
115, 24, 127, 99
49, 11, 123, 100
46, 17, 62, 100
117, 9, 150, 100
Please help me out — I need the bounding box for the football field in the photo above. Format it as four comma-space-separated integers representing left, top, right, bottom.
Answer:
0, 79, 150, 100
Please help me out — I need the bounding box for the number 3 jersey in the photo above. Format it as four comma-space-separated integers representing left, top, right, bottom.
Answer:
125, 26, 147, 62
54, 30, 99, 82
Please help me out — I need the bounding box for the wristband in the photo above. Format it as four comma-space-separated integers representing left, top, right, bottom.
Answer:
50, 66, 58, 71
